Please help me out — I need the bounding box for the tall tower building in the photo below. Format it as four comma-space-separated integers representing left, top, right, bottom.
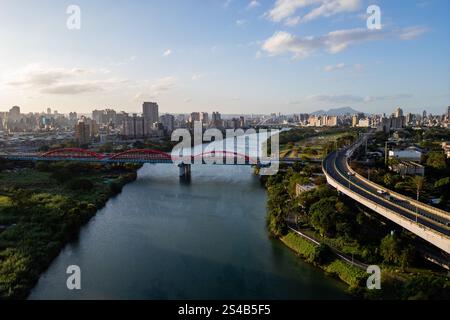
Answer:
394, 107, 404, 118
75, 121, 91, 145
142, 102, 159, 125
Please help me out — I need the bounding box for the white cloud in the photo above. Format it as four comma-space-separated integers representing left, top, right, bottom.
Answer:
4, 65, 124, 95
163, 49, 172, 57
134, 76, 178, 101
41, 83, 105, 95
133, 76, 178, 101
247, 1, 260, 10
302, 0, 361, 22
285, 16, 301, 26
149, 76, 177, 96
223, 0, 232, 8
398, 26, 429, 40
109, 55, 137, 67
7, 65, 87, 87
261, 26, 427, 59
266, 0, 361, 25
236, 19, 248, 27
192, 73, 205, 81
324, 62, 346, 72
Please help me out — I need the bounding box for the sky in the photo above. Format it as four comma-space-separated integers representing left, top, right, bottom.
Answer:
0, 0, 449, 115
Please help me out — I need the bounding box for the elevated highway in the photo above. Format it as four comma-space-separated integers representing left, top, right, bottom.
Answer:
323, 144, 450, 255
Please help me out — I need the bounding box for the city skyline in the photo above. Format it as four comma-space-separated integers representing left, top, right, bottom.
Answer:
0, 0, 449, 115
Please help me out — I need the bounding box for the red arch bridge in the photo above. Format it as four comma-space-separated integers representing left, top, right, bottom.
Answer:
0, 148, 279, 166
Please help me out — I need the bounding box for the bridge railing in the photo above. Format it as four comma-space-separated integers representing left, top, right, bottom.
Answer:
322, 157, 450, 254
346, 139, 450, 221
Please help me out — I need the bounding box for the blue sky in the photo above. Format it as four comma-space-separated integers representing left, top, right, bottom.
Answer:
0, 0, 449, 115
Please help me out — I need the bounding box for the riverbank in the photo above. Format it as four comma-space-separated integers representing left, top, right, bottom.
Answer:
281, 232, 366, 288
0, 161, 140, 300
264, 160, 450, 300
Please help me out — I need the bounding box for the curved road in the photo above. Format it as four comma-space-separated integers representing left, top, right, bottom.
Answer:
324, 150, 450, 237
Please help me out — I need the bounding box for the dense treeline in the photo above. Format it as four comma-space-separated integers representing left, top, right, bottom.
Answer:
0, 161, 139, 299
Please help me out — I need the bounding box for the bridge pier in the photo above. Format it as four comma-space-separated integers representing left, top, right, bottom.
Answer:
178, 163, 191, 183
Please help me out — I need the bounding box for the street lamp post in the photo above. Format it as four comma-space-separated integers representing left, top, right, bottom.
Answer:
348, 172, 355, 190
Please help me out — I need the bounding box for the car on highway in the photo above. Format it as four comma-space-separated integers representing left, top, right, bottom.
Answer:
377, 189, 391, 200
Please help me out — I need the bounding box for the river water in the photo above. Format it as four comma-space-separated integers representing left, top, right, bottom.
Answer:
29, 163, 348, 300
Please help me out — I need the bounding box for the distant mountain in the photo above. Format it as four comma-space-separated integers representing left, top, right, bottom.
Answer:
311, 107, 364, 116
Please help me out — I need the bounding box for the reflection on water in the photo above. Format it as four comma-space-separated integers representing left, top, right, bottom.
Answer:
29, 164, 348, 300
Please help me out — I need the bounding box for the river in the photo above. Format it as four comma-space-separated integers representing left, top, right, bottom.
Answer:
29, 162, 348, 300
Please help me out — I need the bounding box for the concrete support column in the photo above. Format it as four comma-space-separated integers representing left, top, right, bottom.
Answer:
178, 163, 191, 183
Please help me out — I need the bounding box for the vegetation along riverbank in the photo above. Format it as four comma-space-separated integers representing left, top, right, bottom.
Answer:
0, 159, 140, 299
263, 129, 450, 300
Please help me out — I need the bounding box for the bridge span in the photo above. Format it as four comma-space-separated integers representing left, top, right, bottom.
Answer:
0, 148, 262, 165
0, 148, 277, 180
323, 143, 450, 257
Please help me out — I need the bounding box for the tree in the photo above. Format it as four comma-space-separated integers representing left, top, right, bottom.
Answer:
383, 174, 394, 187
380, 234, 414, 268
426, 152, 447, 170
67, 178, 94, 191
267, 184, 289, 237
396, 176, 425, 200
310, 244, 333, 264
309, 198, 338, 236
435, 177, 450, 188
409, 176, 425, 201
380, 235, 402, 264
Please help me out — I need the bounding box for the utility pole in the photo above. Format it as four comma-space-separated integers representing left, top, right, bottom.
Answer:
365, 137, 368, 155
385, 141, 388, 166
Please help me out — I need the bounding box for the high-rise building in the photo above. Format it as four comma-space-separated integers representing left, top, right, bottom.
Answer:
75, 121, 91, 145
239, 116, 245, 128
93, 109, 117, 125
211, 112, 222, 127
160, 114, 175, 134
8, 106, 21, 122
190, 112, 200, 123
92, 110, 103, 124
201, 112, 209, 124
143, 102, 159, 125
69, 112, 78, 126
123, 114, 152, 138
394, 107, 404, 118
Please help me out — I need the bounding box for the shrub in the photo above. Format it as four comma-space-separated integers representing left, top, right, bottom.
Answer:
67, 179, 94, 191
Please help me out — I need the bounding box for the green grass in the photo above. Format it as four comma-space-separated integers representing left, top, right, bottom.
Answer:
282, 232, 366, 288
0, 196, 12, 208
281, 232, 317, 261
0, 169, 53, 189
280, 131, 349, 160
325, 260, 366, 288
